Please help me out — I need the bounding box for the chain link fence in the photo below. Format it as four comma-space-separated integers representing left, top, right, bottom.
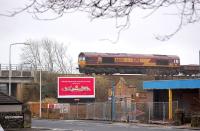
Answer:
29, 101, 178, 123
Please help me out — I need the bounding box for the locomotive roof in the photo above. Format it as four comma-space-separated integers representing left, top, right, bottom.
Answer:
79, 52, 179, 59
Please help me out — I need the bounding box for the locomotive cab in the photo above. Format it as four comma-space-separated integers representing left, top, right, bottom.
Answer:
78, 53, 86, 68
175, 59, 180, 64
173, 59, 180, 66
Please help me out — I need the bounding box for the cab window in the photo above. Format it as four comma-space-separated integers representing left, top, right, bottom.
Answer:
79, 55, 85, 61
174, 59, 179, 64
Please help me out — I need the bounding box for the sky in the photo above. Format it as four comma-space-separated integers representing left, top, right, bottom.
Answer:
0, 0, 200, 69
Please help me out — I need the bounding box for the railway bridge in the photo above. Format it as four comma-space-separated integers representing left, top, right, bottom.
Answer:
0, 64, 34, 101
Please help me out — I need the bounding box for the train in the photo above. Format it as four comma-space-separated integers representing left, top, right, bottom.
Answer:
78, 52, 200, 75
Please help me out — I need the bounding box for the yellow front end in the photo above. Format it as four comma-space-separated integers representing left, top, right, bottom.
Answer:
79, 60, 86, 68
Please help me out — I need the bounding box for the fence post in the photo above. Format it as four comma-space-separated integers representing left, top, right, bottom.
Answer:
93, 103, 95, 119
68, 104, 70, 120
148, 102, 151, 123
111, 81, 116, 121
103, 103, 105, 120
163, 102, 166, 122
125, 98, 129, 123
76, 102, 78, 119
86, 103, 88, 120
47, 104, 49, 119
20, 64, 23, 77
134, 102, 136, 121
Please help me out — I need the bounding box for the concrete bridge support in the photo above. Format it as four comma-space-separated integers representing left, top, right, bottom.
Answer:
16, 83, 24, 102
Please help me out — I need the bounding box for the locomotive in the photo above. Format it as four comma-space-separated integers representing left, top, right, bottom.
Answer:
78, 52, 181, 75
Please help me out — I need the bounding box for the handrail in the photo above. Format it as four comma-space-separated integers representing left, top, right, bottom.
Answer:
0, 64, 33, 71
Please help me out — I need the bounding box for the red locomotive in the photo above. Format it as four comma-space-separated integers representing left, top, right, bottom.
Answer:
78, 52, 181, 75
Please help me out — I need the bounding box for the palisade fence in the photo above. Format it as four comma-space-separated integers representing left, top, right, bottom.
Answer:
29, 101, 178, 123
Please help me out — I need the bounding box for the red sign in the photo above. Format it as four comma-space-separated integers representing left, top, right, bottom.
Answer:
58, 77, 95, 98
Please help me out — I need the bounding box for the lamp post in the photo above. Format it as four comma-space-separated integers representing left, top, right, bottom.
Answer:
39, 65, 42, 118
9, 43, 30, 96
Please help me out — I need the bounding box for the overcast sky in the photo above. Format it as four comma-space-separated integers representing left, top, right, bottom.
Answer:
0, 0, 200, 68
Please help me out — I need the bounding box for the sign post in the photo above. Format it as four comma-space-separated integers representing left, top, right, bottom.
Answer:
74, 99, 80, 119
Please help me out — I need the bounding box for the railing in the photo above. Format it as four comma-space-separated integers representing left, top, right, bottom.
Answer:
0, 64, 34, 71
0, 64, 34, 77
0, 64, 78, 76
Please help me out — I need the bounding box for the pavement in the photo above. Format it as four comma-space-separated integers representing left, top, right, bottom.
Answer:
101, 120, 200, 130
171, 124, 200, 130
2, 120, 200, 131
130, 121, 200, 130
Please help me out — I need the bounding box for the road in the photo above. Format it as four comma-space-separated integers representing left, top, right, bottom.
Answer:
31, 119, 190, 131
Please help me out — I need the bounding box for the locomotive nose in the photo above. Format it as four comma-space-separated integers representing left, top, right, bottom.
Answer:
78, 53, 86, 68
79, 60, 86, 68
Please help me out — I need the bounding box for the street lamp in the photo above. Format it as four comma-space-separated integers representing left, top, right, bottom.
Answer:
9, 43, 30, 96
39, 65, 42, 118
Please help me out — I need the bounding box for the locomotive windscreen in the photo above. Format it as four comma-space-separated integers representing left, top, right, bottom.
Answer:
78, 53, 85, 61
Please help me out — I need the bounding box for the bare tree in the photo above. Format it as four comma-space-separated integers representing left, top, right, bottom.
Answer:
21, 39, 42, 69
1, 0, 200, 40
53, 42, 73, 74
42, 39, 55, 72
20, 38, 74, 74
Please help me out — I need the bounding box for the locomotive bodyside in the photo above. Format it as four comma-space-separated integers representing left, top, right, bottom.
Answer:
78, 52, 180, 75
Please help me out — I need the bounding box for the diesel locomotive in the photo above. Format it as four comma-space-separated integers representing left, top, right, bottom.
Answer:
78, 52, 181, 75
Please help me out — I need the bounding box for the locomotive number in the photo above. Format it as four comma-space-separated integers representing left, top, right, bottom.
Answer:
114, 58, 150, 64
114, 58, 138, 63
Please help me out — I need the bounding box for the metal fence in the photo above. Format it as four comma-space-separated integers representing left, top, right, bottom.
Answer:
31, 101, 178, 123
82, 101, 178, 122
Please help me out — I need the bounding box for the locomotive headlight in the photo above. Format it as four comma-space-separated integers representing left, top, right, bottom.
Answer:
78, 56, 86, 68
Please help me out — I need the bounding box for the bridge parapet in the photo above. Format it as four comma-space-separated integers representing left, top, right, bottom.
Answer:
0, 64, 34, 77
